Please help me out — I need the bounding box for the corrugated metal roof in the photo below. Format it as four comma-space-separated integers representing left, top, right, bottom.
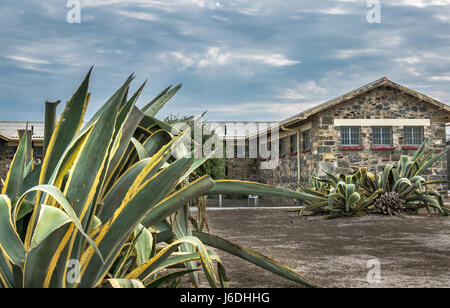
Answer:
0, 121, 45, 140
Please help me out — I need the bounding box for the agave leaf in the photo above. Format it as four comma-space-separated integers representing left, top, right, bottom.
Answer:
0, 195, 25, 267
99, 135, 185, 223
131, 138, 149, 161
193, 231, 319, 288
145, 269, 198, 288
142, 84, 182, 117
1, 133, 28, 200
125, 236, 219, 288
100, 279, 144, 288
174, 205, 199, 287
39, 68, 92, 185
141, 175, 215, 228
0, 250, 13, 288
77, 156, 195, 288
23, 205, 73, 288
14, 185, 103, 264
134, 224, 153, 266
208, 180, 325, 202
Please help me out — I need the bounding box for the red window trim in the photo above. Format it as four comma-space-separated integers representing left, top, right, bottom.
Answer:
402, 145, 420, 150
339, 145, 364, 151
289, 152, 298, 156
301, 149, 311, 153
371, 145, 396, 150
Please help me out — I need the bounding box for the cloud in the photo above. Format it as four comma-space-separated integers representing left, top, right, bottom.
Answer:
5, 55, 50, 65
276, 81, 328, 100
161, 47, 300, 71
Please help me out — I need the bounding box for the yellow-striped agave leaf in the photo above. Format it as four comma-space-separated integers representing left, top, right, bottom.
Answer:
142, 84, 182, 117
125, 236, 219, 288
0, 250, 13, 288
77, 156, 195, 287
100, 279, 145, 288
134, 224, 153, 266
141, 175, 215, 228
23, 205, 72, 288
39, 68, 92, 185
209, 180, 325, 202
193, 231, 320, 288
0, 195, 25, 267
1, 134, 29, 200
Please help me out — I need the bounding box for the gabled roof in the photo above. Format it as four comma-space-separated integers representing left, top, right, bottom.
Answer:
0, 121, 45, 140
282, 77, 450, 127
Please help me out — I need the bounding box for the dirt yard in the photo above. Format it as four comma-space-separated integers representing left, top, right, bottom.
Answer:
199, 208, 450, 288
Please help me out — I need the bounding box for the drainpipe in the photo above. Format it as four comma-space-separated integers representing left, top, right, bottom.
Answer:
44, 100, 60, 156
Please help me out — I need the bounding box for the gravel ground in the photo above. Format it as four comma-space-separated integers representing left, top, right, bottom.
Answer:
197, 208, 450, 288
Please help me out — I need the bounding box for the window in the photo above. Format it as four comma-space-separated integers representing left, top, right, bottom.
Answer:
301, 130, 311, 150
290, 134, 297, 153
279, 137, 289, 155
404, 126, 424, 145
372, 127, 392, 146
340, 126, 361, 146
33, 146, 43, 158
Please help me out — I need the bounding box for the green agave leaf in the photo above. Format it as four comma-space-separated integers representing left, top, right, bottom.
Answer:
14, 185, 103, 264
142, 84, 182, 117
126, 236, 219, 288
131, 137, 149, 161
23, 205, 73, 288
141, 175, 215, 228
0, 195, 25, 267
39, 68, 92, 185
174, 205, 199, 287
0, 250, 13, 288
1, 134, 28, 200
192, 231, 320, 288
100, 279, 145, 288
134, 224, 153, 266
208, 180, 325, 202
78, 156, 195, 287
145, 269, 198, 288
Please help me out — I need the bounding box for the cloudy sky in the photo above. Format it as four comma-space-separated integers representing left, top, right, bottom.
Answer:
1, 0, 450, 122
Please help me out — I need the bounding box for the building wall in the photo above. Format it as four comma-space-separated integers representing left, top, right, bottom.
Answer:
255, 85, 449, 200
0, 142, 15, 189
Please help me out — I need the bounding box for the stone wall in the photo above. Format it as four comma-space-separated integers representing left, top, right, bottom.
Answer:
254, 85, 449, 203
311, 85, 448, 195
0, 142, 15, 189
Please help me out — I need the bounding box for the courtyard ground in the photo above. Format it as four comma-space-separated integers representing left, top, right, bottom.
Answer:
198, 208, 450, 288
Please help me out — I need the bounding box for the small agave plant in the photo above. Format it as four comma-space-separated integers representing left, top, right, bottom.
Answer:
297, 143, 449, 218
0, 68, 319, 288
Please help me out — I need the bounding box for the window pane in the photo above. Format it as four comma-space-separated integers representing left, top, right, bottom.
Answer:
404, 126, 423, 145
290, 134, 297, 153
341, 127, 350, 145
372, 127, 381, 145
350, 127, 360, 145
302, 130, 311, 150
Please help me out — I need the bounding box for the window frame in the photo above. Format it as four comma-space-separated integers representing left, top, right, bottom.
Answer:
372, 126, 393, 146
340, 126, 361, 146
301, 129, 311, 151
404, 126, 424, 146
289, 134, 298, 154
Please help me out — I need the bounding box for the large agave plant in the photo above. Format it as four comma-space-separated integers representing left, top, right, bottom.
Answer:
0, 68, 319, 288
296, 143, 449, 218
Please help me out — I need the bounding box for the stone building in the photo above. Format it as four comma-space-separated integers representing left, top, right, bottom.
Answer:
0, 122, 44, 185
227, 77, 450, 199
